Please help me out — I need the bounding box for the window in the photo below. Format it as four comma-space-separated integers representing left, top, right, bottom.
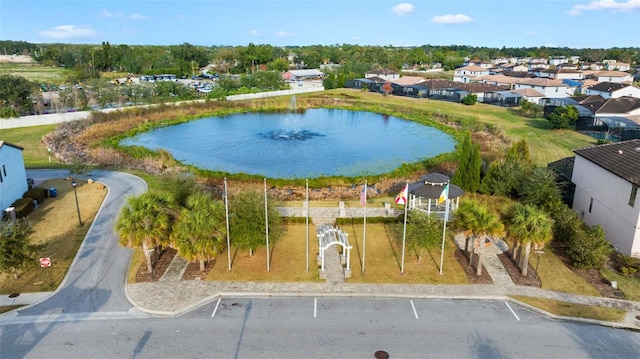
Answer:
630, 185, 638, 207
589, 197, 593, 213
2, 164, 5, 176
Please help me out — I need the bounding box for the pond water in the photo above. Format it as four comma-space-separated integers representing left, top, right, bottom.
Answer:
120, 108, 455, 178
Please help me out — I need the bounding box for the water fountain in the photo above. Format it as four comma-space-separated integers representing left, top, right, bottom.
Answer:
261, 95, 323, 141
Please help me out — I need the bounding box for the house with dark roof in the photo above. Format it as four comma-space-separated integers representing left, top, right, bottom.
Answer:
579, 96, 640, 117
571, 140, 640, 257
585, 82, 640, 99
0, 141, 28, 214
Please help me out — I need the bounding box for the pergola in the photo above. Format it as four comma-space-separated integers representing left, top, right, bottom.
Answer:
407, 173, 464, 219
316, 224, 352, 275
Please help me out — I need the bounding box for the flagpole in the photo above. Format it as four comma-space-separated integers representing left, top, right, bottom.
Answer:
362, 180, 367, 273
400, 180, 408, 274
306, 178, 309, 273
439, 181, 450, 275
264, 178, 270, 272
224, 178, 231, 272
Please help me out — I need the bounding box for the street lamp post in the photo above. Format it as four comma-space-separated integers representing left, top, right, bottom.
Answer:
71, 180, 83, 226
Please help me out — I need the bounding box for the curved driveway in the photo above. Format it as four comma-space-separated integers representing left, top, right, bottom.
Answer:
18, 169, 146, 316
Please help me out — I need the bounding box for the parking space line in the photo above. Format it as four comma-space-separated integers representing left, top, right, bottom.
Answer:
314, 298, 317, 318
211, 298, 221, 318
505, 302, 520, 321
410, 300, 419, 319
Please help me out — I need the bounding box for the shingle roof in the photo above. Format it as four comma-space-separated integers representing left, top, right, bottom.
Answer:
580, 97, 640, 114
366, 68, 399, 76
515, 78, 566, 87
573, 139, 640, 186
511, 88, 544, 97
595, 71, 631, 78
392, 76, 426, 86
587, 82, 630, 93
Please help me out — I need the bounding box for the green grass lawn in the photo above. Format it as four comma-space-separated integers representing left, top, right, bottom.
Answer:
0, 63, 70, 84
0, 124, 58, 167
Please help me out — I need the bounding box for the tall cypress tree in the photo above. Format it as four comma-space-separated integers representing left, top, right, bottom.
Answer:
452, 132, 481, 193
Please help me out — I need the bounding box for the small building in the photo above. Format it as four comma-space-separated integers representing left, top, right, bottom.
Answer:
584, 82, 640, 99
453, 65, 490, 83
407, 173, 464, 217
282, 69, 324, 82
365, 69, 400, 82
0, 141, 28, 213
571, 140, 640, 257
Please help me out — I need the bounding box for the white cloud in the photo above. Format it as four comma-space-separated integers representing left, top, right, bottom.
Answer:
129, 13, 149, 20
98, 10, 124, 19
249, 29, 261, 36
568, 0, 640, 16
276, 30, 294, 38
39, 25, 98, 39
392, 3, 415, 16
431, 14, 474, 24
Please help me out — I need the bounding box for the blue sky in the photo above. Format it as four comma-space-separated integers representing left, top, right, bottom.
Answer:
1, 0, 639, 48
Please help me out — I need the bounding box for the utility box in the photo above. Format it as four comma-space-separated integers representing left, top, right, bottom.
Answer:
48, 188, 57, 197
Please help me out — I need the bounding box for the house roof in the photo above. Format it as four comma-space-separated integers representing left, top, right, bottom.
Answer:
580, 96, 640, 114
573, 139, 640, 186
392, 76, 426, 86
538, 68, 582, 74
287, 69, 323, 76
511, 88, 544, 97
408, 173, 465, 200
595, 70, 631, 78
455, 83, 509, 93
456, 65, 487, 72
476, 74, 523, 84
0, 141, 24, 151
515, 78, 566, 87
587, 82, 630, 93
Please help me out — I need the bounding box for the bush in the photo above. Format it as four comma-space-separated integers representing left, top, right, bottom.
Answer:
11, 198, 35, 218
23, 188, 47, 204
335, 216, 398, 225
461, 93, 477, 105
566, 225, 612, 269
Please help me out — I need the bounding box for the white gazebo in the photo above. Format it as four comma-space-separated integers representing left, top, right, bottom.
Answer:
407, 173, 464, 219
316, 224, 352, 278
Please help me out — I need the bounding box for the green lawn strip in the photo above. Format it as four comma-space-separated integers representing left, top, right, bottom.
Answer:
0, 305, 25, 314
510, 295, 627, 322
600, 269, 640, 302
535, 247, 601, 297
1, 124, 58, 167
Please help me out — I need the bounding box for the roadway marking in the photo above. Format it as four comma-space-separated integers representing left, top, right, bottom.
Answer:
211, 298, 221, 318
314, 298, 317, 318
505, 302, 520, 321
409, 300, 419, 319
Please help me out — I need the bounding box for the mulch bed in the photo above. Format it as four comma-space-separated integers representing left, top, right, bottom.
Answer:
454, 249, 493, 284
497, 252, 541, 287
182, 259, 215, 280
135, 248, 177, 282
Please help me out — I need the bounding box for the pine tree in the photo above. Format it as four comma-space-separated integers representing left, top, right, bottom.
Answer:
452, 132, 482, 193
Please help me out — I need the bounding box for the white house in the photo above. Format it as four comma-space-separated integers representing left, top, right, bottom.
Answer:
513, 78, 571, 98
595, 71, 634, 84
532, 68, 583, 80
365, 69, 399, 82
453, 65, 490, 83
0, 141, 28, 212
605, 62, 631, 72
584, 82, 640, 99
571, 140, 640, 258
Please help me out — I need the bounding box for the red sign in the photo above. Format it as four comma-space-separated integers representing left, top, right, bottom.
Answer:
39, 257, 51, 267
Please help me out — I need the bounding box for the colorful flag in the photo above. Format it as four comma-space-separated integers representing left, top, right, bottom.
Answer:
360, 185, 367, 206
438, 183, 449, 205
395, 184, 408, 205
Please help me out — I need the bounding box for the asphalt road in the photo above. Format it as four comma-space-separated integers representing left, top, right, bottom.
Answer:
17, 169, 147, 315
2, 297, 639, 358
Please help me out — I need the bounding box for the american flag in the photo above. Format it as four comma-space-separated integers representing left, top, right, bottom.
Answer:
360, 185, 367, 206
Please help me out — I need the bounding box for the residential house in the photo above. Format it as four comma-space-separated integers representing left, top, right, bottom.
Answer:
571, 140, 640, 257
496, 63, 529, 72
557, 62, 579, 70
365, 69, 400, 82
409, 79, 458, 98
0, 141, 28, 213
475, 74, 522, 89
282, 69, 324, 82
453, 65, 490, 83
527, 59, 549, 71
585, 82, 640, 99
606, 62, 631, 71
594, 71, 634, 84
581, 62, 605, 71
549, 57, 568, 67
579, 96, 640, 117
431, 83, 507, 103
343, 76, 386, 92
390, 76, 427, 97
532, 68, 584, 80
510, 88, 545, 105
513, 78, 571, 98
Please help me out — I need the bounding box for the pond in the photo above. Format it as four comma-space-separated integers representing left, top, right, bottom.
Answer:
120, 108, 456, 178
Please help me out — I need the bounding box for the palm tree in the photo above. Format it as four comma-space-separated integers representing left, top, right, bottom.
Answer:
173, 191, 226, 271
454, 199, 504, 275
507, 203, 554, 277
115, 192, 173, 274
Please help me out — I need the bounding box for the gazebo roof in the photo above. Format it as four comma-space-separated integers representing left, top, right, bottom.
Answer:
409, 173, 465, 200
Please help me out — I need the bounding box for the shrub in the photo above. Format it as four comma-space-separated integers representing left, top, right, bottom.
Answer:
461, 93, 477, 105
566, 225, 612, 269
23, 188, 47, 204
11, 198, 35, 218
